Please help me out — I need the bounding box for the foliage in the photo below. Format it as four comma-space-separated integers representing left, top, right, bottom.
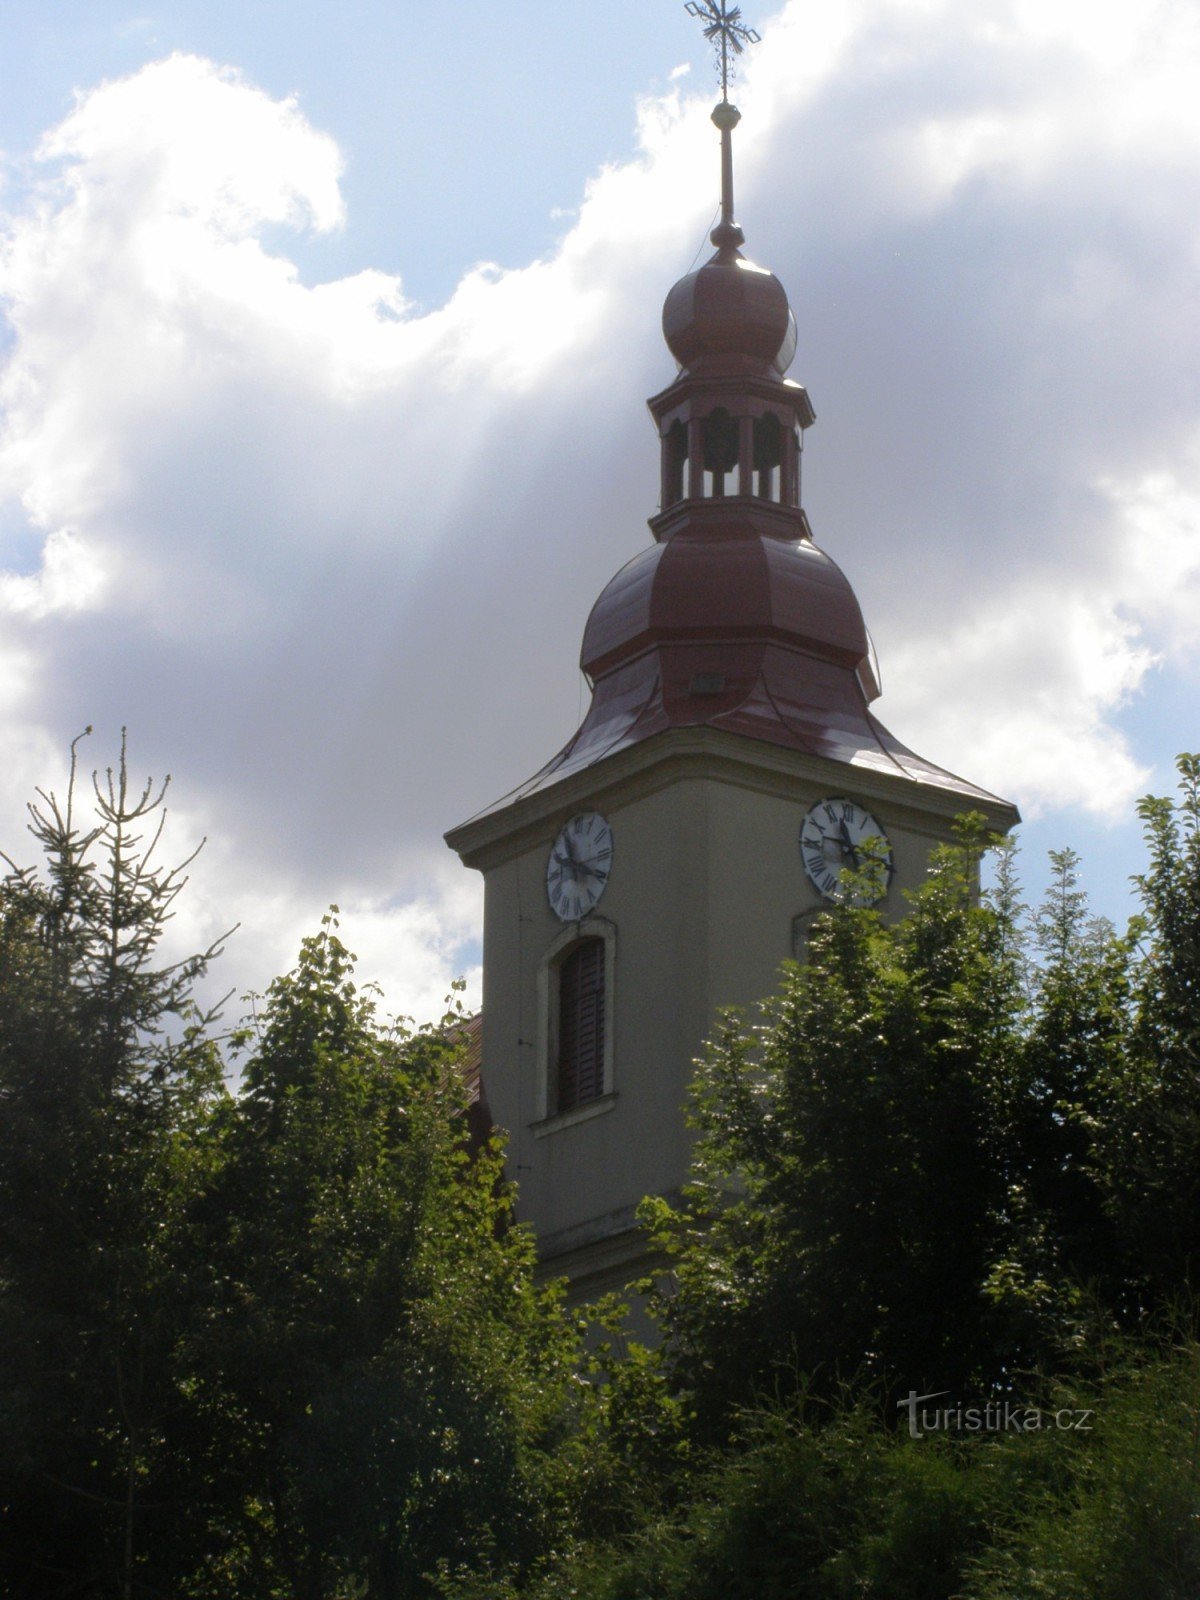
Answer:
643, 819, 1049, 1425
181, 915, 585, 1598
969, 1337, 1200, 1600
478, 1339, 1200, 1600
0, 740, 592, 1599
1114, 753, 1200, 1311
643, 761, 1200, 1436
0, 731, 227, 1598
5, 742, 1200, 1598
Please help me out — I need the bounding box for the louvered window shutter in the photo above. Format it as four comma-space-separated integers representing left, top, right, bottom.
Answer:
556, 938, 605, 1112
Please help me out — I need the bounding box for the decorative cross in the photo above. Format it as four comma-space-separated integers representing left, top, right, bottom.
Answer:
685, 0, 761, 101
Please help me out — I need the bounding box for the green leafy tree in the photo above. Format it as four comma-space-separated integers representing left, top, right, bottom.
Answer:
0, 739, 606, 1599
644, 821, 1045, 1428
182, 915, 584, 1599
646, 765, 1200, 1430
1118, 754, 1200, 1308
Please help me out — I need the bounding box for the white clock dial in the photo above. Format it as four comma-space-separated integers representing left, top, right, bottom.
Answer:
799, 797, 893, 904
546, 812, 614, 922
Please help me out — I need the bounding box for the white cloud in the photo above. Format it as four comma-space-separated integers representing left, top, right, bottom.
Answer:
0, 526, 107, 616
1, 6, 1200, 1013
158, 823, 484, 1033
1100, 461, 1200, 655
884, 588, 1153, 821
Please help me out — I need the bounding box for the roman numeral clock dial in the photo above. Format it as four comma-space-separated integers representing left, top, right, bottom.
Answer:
800, 797, 893, 904
546, 812, 614, 922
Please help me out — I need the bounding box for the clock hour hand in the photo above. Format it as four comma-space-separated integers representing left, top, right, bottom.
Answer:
815, 826, 852, 861
838, 820, 860, 865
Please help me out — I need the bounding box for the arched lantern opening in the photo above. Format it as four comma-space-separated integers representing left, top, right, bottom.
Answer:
702, 407, 739, 498
663, 418, 688, 507
753, 411, 782, 501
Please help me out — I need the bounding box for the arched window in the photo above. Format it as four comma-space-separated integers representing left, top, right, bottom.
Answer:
536, 918, 617, 1129
556, 937, 606, 1113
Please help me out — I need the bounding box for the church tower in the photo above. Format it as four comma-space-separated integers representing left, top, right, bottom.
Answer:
446, 39, 1018, 1300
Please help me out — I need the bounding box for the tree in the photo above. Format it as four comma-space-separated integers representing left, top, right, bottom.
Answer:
642, 820, 1047, 1428
0, 744, 600, 1598
0, 732, 227, 1598
646, 762, 1200, 1433
9, 740, 1199, 1598
1119, 754, 1200, 1307
181, 914, 584, 1599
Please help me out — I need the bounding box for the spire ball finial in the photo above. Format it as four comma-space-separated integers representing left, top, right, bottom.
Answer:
686, 2, 758, 251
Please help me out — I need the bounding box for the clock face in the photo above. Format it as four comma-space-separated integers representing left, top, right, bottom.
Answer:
546, 812, 614, 922
799, 797, 893, 904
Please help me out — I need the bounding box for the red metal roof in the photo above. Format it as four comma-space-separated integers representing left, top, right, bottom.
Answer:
449, 186, 1017, 836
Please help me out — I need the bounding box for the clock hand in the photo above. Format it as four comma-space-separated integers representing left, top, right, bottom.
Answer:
816, 828, 851, 858
838, 820, 860, 865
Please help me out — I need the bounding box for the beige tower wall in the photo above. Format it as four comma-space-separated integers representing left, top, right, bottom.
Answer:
451, 726, 1017, 1301
480, 779, 710, 1278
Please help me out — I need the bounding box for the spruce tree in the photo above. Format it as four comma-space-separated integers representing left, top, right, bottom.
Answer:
0, 732, 227, 1598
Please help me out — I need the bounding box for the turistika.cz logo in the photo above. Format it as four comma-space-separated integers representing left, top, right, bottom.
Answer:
898, 1390, 1094, 1440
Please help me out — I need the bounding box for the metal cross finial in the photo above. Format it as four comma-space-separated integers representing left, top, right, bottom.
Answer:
685, 0, 761, 102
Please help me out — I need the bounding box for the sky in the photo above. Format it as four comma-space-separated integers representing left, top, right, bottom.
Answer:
2, 0, 1199, 1025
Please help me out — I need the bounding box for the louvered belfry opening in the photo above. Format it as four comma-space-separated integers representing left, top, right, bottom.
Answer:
556, 937, 606, 1113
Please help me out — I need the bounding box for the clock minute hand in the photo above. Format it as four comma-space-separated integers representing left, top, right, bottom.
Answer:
838, 820, 860, 865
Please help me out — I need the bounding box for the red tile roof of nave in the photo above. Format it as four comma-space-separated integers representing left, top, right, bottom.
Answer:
446, 1010, 482, 1099
445, 1011, 494, 1146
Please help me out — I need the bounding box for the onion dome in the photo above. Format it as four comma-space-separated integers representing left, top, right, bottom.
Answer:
663, 253, 797, 374
662, 102, 797, 376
